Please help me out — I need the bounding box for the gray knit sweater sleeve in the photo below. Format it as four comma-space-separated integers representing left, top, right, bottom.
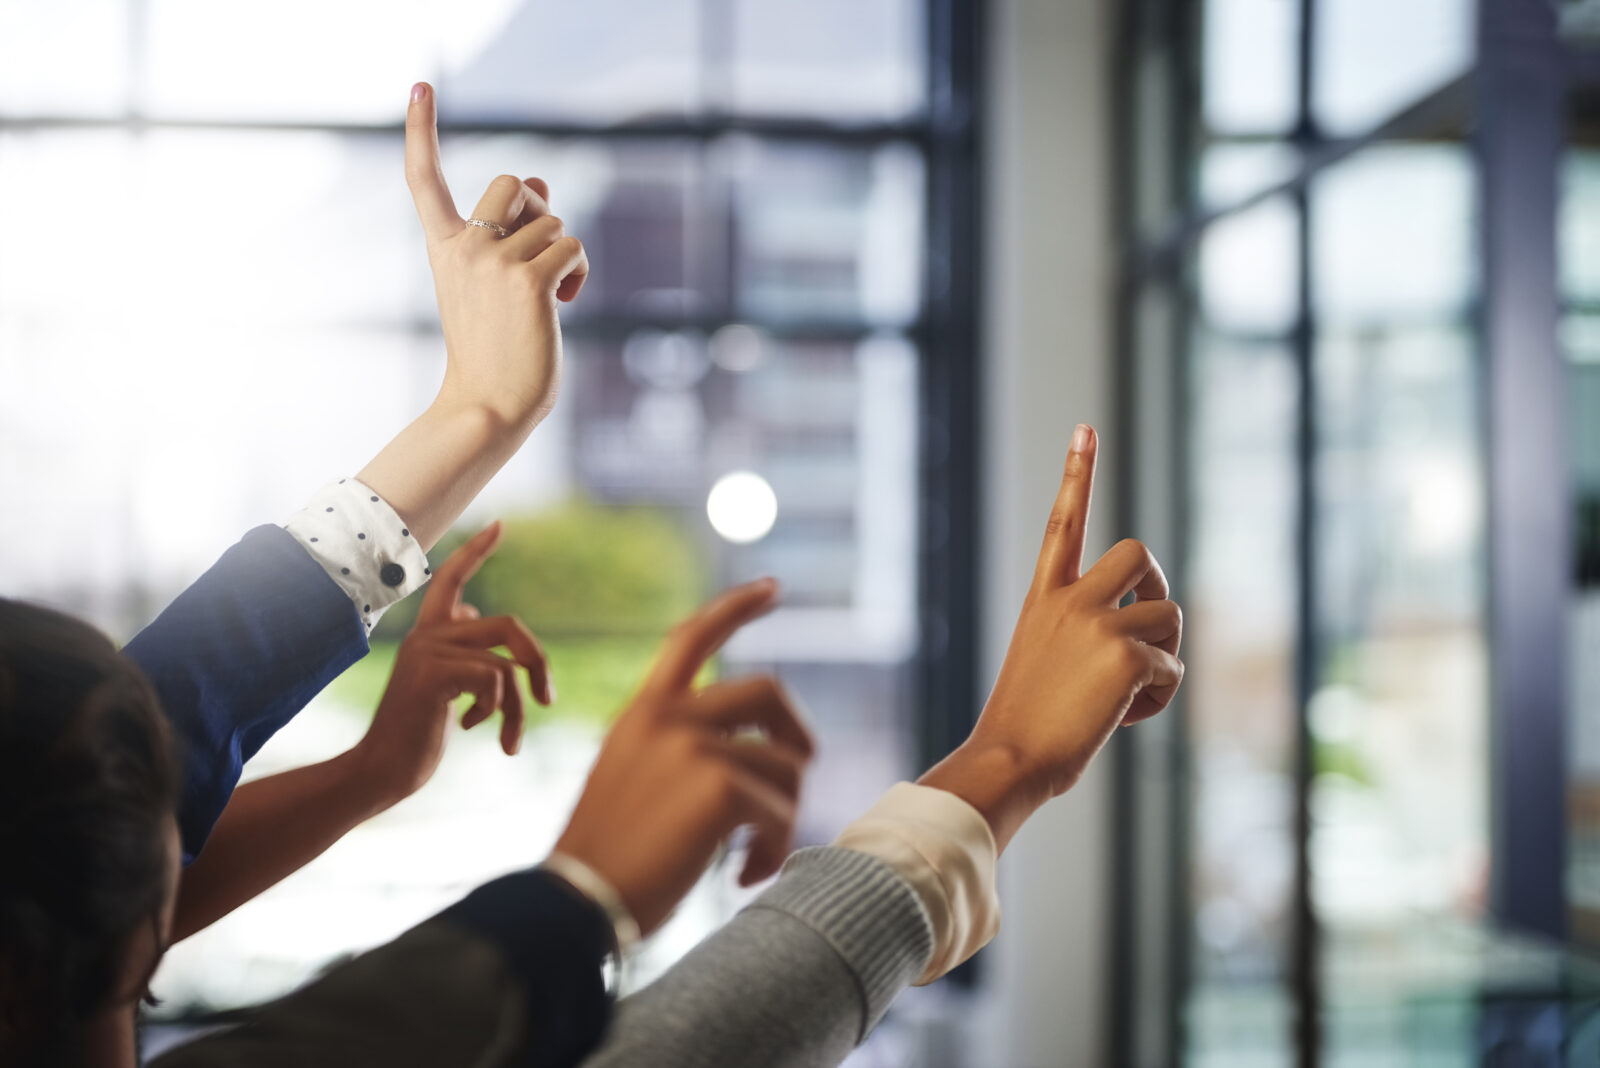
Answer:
582, 846, 934, 1068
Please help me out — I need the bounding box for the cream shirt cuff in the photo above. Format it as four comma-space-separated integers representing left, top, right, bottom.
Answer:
281, 478, 432, 632
831, 781, 1001, 985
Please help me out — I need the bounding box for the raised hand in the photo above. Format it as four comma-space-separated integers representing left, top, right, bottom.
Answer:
919, 425, 1184, 851
554, 579, 815, 936
404, 82, 588, 425
352, 521, 553, 804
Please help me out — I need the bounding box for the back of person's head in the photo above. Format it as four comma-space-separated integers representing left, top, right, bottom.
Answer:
0, 599, 179, 1064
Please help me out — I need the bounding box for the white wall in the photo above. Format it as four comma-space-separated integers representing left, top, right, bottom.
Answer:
973, 0, 1116, 1064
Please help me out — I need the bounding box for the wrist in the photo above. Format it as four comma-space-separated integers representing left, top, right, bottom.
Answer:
338, 741, 416, 814
435, 372, 551, 432
916, 735, 1047, 855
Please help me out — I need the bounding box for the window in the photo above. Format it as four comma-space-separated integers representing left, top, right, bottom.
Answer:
1112, 0, 1594, 1063
0, 0, 979, 1029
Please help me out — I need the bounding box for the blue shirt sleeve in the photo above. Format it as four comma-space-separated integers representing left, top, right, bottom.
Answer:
122, 525, 369, 863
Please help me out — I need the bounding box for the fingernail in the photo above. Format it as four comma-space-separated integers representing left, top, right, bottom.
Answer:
1072, 424, 1091, 452
410, 82, 427, 103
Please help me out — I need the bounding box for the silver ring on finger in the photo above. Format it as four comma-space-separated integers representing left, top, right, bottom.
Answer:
466, 217, 511, 238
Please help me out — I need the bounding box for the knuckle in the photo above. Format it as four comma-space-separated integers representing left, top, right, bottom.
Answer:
489, 173, 522, 195
1044, 511, 1074, 537
700, 762, 739, 807
1115, 537, 1150, 562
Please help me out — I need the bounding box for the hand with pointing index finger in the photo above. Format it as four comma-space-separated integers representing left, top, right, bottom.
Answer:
919, 425, 1184, 851
405, 81, 588, 427
554, 578, 816, 936
351, 521, 554, 805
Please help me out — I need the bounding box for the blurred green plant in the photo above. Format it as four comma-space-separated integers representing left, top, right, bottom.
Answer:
1311, 738, 1376, 787
329, 499, 707, 730
377, 499, 705, 637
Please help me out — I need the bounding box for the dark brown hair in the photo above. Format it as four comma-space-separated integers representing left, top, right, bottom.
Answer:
0, 598, 179, 1064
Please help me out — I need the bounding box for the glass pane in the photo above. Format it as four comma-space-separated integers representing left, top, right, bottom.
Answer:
729, 139, 923, 326
1564, 148, 1600, 942
1312, 145, 1475, 323
1568, 354, 1600, 941
142, 0, 440, 122
1, 14, 931, 1019
139, 0, 926, 124
440, 0, 702, 122
1197, 195, 1300, 336
0, 0, 129, 116
141, 0, 709, 124
1184, 331, 1299, 1066
1312, 143, 1486, 1047
1563, 151, 1600, 307
1198, 142, 1299, 212
1312, 322, 1488, 1057
1313, 0, 1474, 136
729, 0, 925, 120
408, 136, 922, 327
426, 135, 717, 322
1202, 0, 1300, 136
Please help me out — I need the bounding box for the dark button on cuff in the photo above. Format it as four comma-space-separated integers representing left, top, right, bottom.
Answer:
380, 562, 406, 588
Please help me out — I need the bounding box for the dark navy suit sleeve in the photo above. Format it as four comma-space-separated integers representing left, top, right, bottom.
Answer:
439, 870, 615, 1067
148, 869, 614, 1068
122, 525, 369, 863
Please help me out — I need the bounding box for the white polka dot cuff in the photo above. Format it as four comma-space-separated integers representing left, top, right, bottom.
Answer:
282, 478, 432, 631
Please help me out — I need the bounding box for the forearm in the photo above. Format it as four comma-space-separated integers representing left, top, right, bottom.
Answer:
355, 393, 537, 552
171, 747, 396, 942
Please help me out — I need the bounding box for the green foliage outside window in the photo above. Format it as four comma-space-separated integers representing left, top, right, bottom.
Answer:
330, 500, 707, 729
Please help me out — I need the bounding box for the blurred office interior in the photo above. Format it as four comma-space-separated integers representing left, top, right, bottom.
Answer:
1, 0, 1598, 1064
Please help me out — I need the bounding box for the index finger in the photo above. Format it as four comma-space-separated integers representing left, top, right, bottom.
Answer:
416, 521, 502, 626
1030, 424, 1098, 593
405, 82, 463, 241
645, 579, 780, 694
